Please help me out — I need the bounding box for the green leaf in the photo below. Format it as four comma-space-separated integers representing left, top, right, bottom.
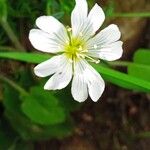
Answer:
128, 63, 150, 82
1, 52, 150, 92
3, 85, 72, 140
3, 85, 42, 140
0, 52, 50, 63
133, 49, 150, 65
21, 86, 66, 125
128, 49, 150, 82
92, 64, 150, 92
3, 84, 21, 113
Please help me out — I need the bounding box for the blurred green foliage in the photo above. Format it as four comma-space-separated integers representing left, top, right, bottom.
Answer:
0, 0, 150, 149
128, 49, 150, 82
0, 0, 7, 22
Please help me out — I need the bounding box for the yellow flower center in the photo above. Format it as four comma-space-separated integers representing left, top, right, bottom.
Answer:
65, 37, 87, 61
64, 27, 87, 61
64, 27, 100, 64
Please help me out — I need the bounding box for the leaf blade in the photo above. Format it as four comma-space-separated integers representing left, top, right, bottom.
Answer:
0, 52, 50, 63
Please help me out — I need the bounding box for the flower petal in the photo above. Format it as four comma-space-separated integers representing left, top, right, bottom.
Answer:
29, 29, 65, 53
71, 60, 104, 102
71, 60, 88, 102
36, 16, 65, 34
36, 16, 69, 43
87, 24, 121, 49
44, 56, 72, 90
88, 41, 123, 61
71, 0, 88, 27
81, 60, 105, 102
34, 55, 65, 77
88, 4, 105, 33
71, 0, 89, 38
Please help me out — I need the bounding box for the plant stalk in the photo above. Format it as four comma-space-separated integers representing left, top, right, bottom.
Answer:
0, 75, 28, 96
111, 12, 150, 18
1, 20, 25, 51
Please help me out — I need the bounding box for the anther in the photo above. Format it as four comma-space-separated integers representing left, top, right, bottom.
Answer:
78, 46, 83, 51
85, 55, 100, 64
67, 27, 72, 32
94, 44, 98, 49
95, 60, 100, 64
82, 49, 88, 52
76, 53, 80, 58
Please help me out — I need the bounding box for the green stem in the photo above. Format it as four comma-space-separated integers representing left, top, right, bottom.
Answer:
111, 12, 150, 18
1, 20, 25, 51
0, 46, 16, 51
107, 61, 130, 67
46, 1, 52, 15
108, 61, 150, 69
0, 75, 28, 96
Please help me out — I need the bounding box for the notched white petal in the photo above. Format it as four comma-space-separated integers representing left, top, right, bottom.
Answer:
82, 61, 105, 102
44, 56, 72, 90
88, 41, 123, 61
87, 24, 121, 49
100, 41, 123, 61
36, 16, 69, 44
29, 29, 63, 53
71, 0, 88, 37
34, 55, 64, 77
36, 16, 64, 33
71, 60, 104, 102
71, 61, 88, 102
88, 3, 105, 33
71, 74, 88, 102
71, 0, 88, 22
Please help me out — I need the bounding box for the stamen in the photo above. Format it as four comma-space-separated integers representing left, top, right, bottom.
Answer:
67, 27, 72, 32
76, 53, 80, 59
81, 49, 88, 53
95, 60, 100, 64
85, 55, 100, 64
79, 54, 85, 59
78, 46, 83, 51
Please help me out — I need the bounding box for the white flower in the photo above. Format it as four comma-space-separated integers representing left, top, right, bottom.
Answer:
29, 0, 123, 102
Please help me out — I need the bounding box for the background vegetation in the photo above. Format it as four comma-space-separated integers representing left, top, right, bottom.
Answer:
0, 0, 150, 149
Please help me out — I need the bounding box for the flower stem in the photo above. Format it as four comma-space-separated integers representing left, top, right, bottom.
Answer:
1, 20, 25, 51
107, 61, 130, 67
111, 12, 150, 18
0, 75, 28, 96
0, 46, 16, 51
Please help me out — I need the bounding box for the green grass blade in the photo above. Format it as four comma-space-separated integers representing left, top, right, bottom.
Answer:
0, 52, 150, 92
